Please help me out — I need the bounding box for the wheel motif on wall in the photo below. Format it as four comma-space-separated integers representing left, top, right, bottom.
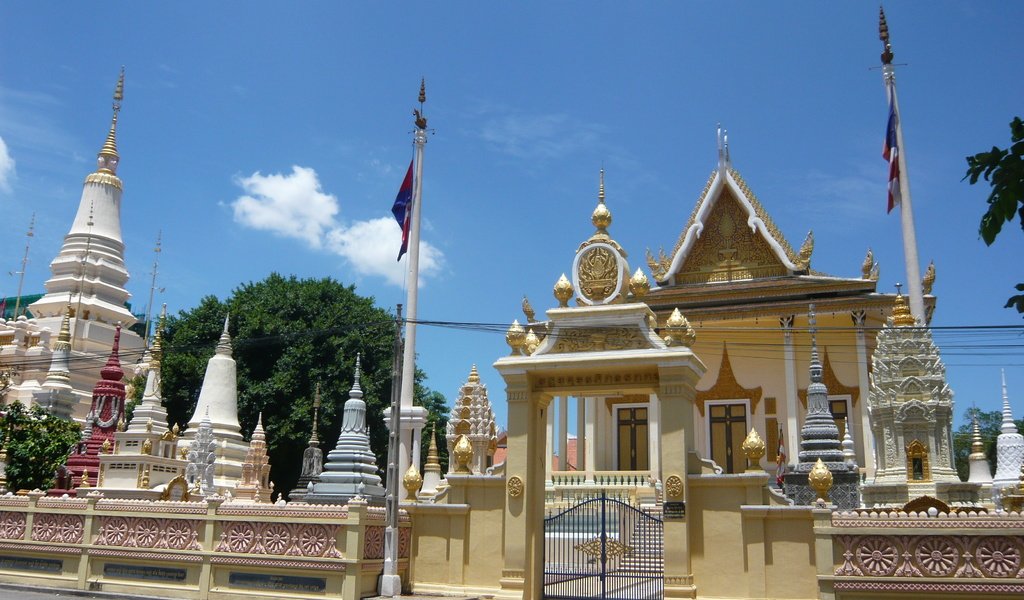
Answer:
32, 515, 57, 542
363, 526, 385, 560
262, 523, 291, 555
976, 537, 1021, 578
665, 475, 684, 499
102, 517, 130, 546
914, 537, 959, 577
298, 525, 328, 557
132, 518, 160, 548
855, 536, 898, 576
0, 513, 25, 540
223, 523, 256, 553
163, 520, 193, 550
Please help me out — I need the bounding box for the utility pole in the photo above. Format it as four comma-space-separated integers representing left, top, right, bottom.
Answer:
11, 213, 35, 319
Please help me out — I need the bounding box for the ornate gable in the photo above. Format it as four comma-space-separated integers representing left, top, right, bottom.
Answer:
648, 168, 809, 285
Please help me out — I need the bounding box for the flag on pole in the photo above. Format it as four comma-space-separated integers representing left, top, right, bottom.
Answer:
391, 160, 414, 261
775, 427, 787, 487
883, 88, 901, 213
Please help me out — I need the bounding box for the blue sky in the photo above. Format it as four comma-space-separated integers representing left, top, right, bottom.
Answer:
2, 3, 1023, 431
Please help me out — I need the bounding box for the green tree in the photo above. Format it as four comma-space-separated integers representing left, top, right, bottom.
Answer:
0, 401, 81, 491
952, 407, 1024, 481
160, 273, 449, 498
965, 116, 1024, 311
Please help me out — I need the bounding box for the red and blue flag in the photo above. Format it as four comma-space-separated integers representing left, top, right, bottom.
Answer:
883, 89, 901, 213
391, 160, 414, 260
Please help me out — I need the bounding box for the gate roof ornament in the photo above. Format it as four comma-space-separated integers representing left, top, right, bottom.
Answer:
572, 169, 631, 306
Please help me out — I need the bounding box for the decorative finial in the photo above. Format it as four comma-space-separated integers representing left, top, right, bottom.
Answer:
879, 6, 894, 65
808, 304, 823, 383
971, 413, 985, 455
216, 313, 232, 355
553, 273, 574, 308
96, 68, 125, 174
741, 428, 766, 471
891, 286, 915, 326
310, 382, 321, 445
663, 308, 696, 347
413, 79, 428, 130
350, 354, 364, 398
1001, 369, 1018, 435
418, 78, 426, 105
524, 329, 540, 355
797, 231, 814, 270
150, 304, 166, 368
629, 268, 650, 299
598, 168, 606, 204
505, 320, 526, 355
453, 434, 473, 474
861, 248, 874, 279
522, 296, 536, 323
591, 169, 611, 233
468, 365, 480, 384
808, 458, 833, 502
922, 260, 935, 295
403, 462, 423, 501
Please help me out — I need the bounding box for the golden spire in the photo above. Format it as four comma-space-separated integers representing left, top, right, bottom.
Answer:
414, 78, 428, 129
96, 67, 125, 174
467, 364, 480, 384
56, 305, 73, 348
310, 382, 321, 445
970, 414, 985, 456
879, 6, 894, 65
592, 168, 611, 234
891, 285, 915, 326
150, 304, 166, 368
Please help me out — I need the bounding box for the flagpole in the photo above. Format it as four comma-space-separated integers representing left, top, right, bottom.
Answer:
880, 8, 925, 323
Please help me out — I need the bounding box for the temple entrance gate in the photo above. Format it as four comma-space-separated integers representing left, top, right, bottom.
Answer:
543, 492, 663, 599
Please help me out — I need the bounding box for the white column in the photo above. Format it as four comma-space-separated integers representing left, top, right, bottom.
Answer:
558, 396, 568, 472
852, 310, 876, 477
576, 396, 586, 471
412, 425, 423, 474
781, 316, 801, 463
648, 394, 661, 482
545, 403, 554, 487
584, 397, 596, 483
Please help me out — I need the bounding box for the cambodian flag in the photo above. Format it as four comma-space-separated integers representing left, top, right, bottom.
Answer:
391, 160, 414, 260
883, 89, 901, 213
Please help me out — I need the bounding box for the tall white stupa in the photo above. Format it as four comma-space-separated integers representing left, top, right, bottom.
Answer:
25, 69, 144, 418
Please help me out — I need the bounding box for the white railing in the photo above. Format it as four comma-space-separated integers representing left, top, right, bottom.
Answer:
546, 470, 656, 505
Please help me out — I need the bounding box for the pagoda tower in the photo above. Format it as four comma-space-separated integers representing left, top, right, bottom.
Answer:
783, 306, 859, 509
26, 69, 143, 419
445, 365, 497, 475
48, 326, 126, 496
33, 307, 76, 419
288, 383, 324, 502
233, 413, 272, 503
179, 315, 247, 492
993, 371, 1024, 502
307, 355, 385, 505
862, 293, 978, 506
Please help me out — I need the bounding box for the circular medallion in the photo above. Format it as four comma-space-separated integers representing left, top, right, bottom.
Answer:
572, 242, 625, 305
507, 475, 524, 498
665, 475, 684, 499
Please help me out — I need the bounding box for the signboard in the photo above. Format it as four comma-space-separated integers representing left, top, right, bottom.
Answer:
0, 555, 62, 573
663, 501, 686, 519
104, 563, 187, 582
229, 572, 327, 593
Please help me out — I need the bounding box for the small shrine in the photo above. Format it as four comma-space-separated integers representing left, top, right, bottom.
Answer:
232, 413, 272, 503
287, 383, 324, 502
445, 365, 497, 475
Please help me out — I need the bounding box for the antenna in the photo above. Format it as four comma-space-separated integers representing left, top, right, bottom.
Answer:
143, 230, 163, 344
11, 213, 35, 319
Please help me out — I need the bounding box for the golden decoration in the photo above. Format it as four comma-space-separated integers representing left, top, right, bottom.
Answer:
160, 474, 190, 502
663, 308, 696, 347
696, 343, 762, 417
507, 475, 524, 498
892, 293, 915, 327
453, 434, 473, 474
922, 260, 936, 295
98, 466, 105, 487
522, 296, 536, 323
140, 466, 150, 489
646, 247, 671, 282
577, 245, 620, 304
629, 268, 650, 299
117, 415, 126, 432
179, 447, 188, 460
575, 536, 632, 560
142, 438, 153, 455
80, 468, 90, 488
554, 274, 574, 308
665, 475, 684, 499
551, 327, 650, 353
505, 320, 526, 355
524, 329, 540, 355
146, 419, 153, 433
797, 230, 814, 271
905, 439, 931, 482
861, 248, 874, 280
467, 364, 480, 384
808, 458, 833, 501
101, 438, 112, 454
402, 463, 423, 502
741, 428, 766, 471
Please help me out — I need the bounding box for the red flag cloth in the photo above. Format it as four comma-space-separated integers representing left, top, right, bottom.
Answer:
391, 160, 414, 260
775, 427, 787, 487
883, 89, 901, 213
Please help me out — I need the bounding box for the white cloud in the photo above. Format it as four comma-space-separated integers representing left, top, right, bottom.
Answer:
326, 217, 443, 287
231, 165, 444, 287
0, 136, 15, 192
232, 166, 339, 248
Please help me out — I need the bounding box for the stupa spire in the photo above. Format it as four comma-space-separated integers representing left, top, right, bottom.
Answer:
994, 370, 1024, 498
96, 67, 124, 175
289, 383, 325, 501
216, 313, 232, 356
128, 304, 168, 434
1001, 369, 1017, 435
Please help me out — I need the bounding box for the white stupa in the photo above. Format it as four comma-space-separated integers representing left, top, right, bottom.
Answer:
993, 371, 1024, 501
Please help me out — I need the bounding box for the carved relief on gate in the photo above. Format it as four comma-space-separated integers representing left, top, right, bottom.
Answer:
95, 516, 201, 550
835, 534, 1024, 579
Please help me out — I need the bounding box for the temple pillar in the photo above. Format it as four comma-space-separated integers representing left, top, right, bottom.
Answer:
545, 402, 554, 488
852, 310, 876, 477
649, 393, 661, 484
557, 396, 568, 471
576, 396, 586, 471
659, 365, 702, 598
500, 373, 533, 597
584, 396, 596, 483
780, 315, 801, 464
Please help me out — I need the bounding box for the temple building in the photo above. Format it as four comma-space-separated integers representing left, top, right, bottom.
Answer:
2, 70, 144, 420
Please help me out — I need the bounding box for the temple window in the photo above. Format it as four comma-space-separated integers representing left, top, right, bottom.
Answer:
707, 401, 748, 474
905, 439, 931, 481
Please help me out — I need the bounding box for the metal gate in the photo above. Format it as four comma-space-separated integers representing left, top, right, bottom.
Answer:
543, 493, 663, 599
